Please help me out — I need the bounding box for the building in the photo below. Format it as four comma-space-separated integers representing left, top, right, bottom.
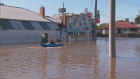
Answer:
0, 3, 60, 44
101, 21, 140, 36
51, 10, 94, 41
66, 12, 93, 41
135, 24, 140, 32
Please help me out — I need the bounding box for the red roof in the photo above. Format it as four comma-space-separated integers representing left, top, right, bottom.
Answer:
116, 22, 139, 28
101, 22, 139, 29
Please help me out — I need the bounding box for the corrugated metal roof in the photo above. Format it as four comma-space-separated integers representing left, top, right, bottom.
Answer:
30, 22, 43, 30
47, 23, 59, 30
0, 19, 60, 30
0, 5, 50, 22
39, 22, 50, 30
0, 19, 14, 30
45, 16, 61, 24
0, 5, 60, 30
10, 20, 26, 30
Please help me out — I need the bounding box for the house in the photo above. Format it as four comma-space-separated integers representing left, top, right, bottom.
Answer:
135, 24, 140, 32
100, 21, 140, 36
0, 3, 60, 44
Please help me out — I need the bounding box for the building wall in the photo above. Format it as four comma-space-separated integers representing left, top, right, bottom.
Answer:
0, 19, 60, 30
103, 29, 109, 35
102, 28, 139, 37
67, 13, 92, 33
0, 30, 60, 44
138, 28, 140, 33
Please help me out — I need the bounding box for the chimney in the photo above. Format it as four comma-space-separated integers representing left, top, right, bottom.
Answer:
60, 15, 68, 28
40, 5, 45, 18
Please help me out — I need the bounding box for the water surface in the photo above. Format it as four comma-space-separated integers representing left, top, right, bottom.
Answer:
0, 38, 140, 79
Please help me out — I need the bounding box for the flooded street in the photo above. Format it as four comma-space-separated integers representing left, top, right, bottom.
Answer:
0, 38, 140, 79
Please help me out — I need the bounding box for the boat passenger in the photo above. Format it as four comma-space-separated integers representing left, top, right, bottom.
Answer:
56, 39, 61, 43
50, 40, 54, 44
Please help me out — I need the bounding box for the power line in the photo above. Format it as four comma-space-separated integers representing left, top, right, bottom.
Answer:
89, 0, 94, 12
117, 0, 140, 7
100, 14, 135, 19
93, 0, 139, 20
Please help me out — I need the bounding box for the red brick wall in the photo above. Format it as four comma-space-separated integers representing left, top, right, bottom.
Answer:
60, 15, 67, 28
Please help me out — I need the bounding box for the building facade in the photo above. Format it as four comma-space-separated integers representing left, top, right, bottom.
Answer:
52, 11, 94, 41
0, 4, 60, 44
101, 22, 140, 37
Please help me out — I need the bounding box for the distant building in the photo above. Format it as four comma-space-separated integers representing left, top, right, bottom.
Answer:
101, 21, 140, 36
135, 24, 140, 33
0, 4, 60, 44
51, 10, 94, 41
136, 24, 140, 27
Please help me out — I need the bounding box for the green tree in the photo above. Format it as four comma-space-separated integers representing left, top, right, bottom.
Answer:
99, 23, 109, 28
116, 20, 125, 22
135, 16, 140, 24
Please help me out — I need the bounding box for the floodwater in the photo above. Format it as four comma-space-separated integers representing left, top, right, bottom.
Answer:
0, 38, 140, 79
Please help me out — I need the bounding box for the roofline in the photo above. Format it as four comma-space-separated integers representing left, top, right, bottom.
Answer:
0, 5, 60, 23
0, 18, 60, 24
0, 5, 40, 16
0, 18, 43, 22
45, 17, 61, 24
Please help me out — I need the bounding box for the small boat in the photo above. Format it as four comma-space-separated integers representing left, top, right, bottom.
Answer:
40, 43, 64, 47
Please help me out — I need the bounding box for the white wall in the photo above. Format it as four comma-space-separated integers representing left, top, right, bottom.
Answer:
0, 30, 60, 44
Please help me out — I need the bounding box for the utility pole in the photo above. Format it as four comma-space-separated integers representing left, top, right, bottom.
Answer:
94, 0, 97, 41
109, 0, 116, 58
109, 58, 116, 79
0, 0, 1, 18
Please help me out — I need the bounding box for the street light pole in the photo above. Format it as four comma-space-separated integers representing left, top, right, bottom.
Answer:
109, 0, 116, 58
94, 0, 97, 41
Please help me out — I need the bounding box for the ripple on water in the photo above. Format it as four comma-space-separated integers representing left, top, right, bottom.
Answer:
0, 38, 140, 79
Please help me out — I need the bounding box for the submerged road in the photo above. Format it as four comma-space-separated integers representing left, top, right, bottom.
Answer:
0, 38, 140, 79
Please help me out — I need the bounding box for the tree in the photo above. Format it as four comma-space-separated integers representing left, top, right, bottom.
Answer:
99, 23, 109, 28
116, 20, 125, 22
135, 16, 140, 24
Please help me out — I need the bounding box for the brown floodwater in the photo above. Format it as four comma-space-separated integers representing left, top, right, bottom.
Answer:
0, 38, 140, 79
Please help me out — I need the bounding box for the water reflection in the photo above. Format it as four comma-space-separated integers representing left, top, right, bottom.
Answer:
91, 42, 100, 76
43, 41, 101, 79
109, 58, 116, 79
61, 41, 100, 67
1, 38, 140, 79
136, 46, 140, 57
39, 50, 47, 79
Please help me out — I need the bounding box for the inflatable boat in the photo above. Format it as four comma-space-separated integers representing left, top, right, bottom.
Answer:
40, 43, 64, 47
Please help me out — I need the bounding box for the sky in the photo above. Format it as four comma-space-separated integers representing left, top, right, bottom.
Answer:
1, 0, 140, 24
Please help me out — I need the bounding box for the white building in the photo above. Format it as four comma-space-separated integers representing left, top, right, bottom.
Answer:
0, 4, 60, 44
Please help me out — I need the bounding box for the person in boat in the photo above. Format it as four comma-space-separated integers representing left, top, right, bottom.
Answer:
56, 39, 61, 44
50, 40, 55, 44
